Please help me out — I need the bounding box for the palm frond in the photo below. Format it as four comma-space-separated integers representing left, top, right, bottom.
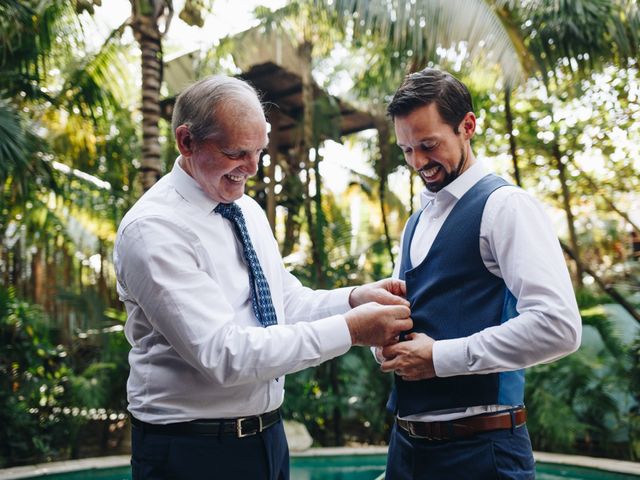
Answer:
495, 0, 636, 77
327, 0, 524, 86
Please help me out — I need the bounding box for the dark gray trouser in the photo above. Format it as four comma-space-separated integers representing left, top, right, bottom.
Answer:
131, 419, 289, 480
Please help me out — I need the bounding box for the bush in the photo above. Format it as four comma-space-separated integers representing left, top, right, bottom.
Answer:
0, 287, 130, 467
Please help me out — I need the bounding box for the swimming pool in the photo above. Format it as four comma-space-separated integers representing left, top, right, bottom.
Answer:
6, 455, 639, 479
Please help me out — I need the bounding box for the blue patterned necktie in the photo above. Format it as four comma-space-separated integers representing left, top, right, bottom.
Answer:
215, 202, 278, 327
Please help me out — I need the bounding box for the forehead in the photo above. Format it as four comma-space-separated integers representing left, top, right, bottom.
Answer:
394, 103, 449, 143
217, 101, 268, 147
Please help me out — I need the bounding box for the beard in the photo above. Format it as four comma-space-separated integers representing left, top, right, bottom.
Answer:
421, 148, 468, 193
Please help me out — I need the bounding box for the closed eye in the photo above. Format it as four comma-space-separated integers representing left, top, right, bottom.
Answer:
222, 148, 268, 160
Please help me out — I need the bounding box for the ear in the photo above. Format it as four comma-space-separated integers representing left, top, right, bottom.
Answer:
458, 112, 476, 139
175, 125, 195, 156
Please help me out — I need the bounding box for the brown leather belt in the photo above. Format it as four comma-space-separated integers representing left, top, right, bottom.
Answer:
397, 407, 526, 441
131, 409, 281, 438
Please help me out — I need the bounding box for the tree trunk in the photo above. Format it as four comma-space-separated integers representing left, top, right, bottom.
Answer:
568, 159, 640, 234
312, 147, 326, 289
266, 110, 280, 233
552, 141, 583, 287
32, 248, 44, 305
281, 153, 303, 258
298, 40, 324, 288
130, 1, 172, 192
62, 246, 73, 345
282, 208, 300, 257
561, 241, 640, 323
98, 239, 108, 304
330, 358, 342, 446
504, 85, 522, 187
375, 117, 395, 271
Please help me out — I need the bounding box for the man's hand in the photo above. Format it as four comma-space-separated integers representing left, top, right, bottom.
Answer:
380, 332, 436, 380
349, 279, 408, 308
345, 303, 412, 347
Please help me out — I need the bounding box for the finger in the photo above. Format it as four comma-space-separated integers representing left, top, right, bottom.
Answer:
382, 343, 400, 358
381, 349, 397, 361
380, 358, 398, 373
383, 336, 399, 347
383, 278, 406, 297
396, 280, 407, 297
382, 335, 400, 347
375, 287, 409, 307
384, 304, 411, 318
376, 290, 410, 306
386, 279, 406, 297
391, 318, 413, 334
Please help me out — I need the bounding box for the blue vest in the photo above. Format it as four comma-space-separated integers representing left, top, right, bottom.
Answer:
393, 174, 524, 417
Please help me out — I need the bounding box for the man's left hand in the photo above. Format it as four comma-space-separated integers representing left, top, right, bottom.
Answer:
349, 279, 409, 308
380, 332, 436, 380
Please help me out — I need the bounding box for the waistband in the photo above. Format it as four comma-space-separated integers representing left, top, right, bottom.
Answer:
131, 409, 281, 438
397, 407, 526, 441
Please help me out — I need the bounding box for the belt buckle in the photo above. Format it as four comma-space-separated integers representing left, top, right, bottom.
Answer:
236, 415, 263, 438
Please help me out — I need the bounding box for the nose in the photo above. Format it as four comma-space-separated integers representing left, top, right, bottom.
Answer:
406, 150, 429, 172
242, 151, 261, 176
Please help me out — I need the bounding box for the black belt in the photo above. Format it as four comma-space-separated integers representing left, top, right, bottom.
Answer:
131, 409, 281, 438
397, 407, 527, 441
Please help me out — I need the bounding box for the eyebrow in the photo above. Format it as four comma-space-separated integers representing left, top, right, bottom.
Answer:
221, 144, 269, 153
397, 137, 439, 147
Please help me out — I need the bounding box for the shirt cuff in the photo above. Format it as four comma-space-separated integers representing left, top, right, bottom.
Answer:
314, 314, 353, 356
329, 287, 355, 315
370, 346, 384, 364
432, 337, 469, 377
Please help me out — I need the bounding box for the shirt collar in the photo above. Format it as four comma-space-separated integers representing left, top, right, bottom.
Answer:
419, 160, 487, 209
171, 157, 219, 213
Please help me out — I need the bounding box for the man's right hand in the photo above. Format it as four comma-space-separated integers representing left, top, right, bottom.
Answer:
344, 303, 412, 347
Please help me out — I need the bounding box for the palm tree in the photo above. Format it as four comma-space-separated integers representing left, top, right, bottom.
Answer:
328, 0, 639, 306
493, 0, 637, 287
128, 0, 208, 191
0, 0, 140, 333
129, 0, 173, 191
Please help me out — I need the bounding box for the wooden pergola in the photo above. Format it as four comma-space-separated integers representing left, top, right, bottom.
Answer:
160, 27, 378, 230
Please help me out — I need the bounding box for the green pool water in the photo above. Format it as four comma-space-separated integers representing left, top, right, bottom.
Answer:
16, 455, 639, 479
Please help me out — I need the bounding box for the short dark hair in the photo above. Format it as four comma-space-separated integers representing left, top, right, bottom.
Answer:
387, 68, 473, 133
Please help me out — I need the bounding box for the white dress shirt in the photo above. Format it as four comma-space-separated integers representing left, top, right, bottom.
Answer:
392, 160, 581, 421
114, 158, 352, 424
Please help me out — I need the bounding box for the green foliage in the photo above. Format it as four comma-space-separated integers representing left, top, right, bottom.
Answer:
0, 286, 72, 466
526, 292, 636, 457
0, 287, 130, 467
1, 0, 639, 465
282, 349, 393, 446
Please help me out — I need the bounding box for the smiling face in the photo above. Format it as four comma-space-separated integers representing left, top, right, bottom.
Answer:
179, 99, 268, 203
394, 103, 476, 193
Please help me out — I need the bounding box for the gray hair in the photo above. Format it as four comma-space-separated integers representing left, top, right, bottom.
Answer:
171, 75, 263, 144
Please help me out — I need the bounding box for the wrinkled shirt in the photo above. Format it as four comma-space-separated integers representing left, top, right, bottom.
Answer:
394, 161, 581, 421
114, 158, 352, 424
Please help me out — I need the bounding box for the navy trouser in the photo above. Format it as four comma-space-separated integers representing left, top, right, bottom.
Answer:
385, 422, 535, 480
131, 419, 289, 480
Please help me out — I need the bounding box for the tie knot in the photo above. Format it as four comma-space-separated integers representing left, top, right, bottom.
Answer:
215, 202, 242, 220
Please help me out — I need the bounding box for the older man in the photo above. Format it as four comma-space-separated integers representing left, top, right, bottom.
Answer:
114, 75, 412, 480
379, 68, 582, 479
